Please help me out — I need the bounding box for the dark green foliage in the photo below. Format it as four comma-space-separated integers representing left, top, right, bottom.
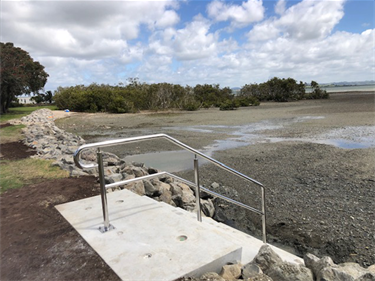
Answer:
0, 42, 49, 113
239, 77, 327, 102
45, 91, 53, 103
53, 77, 327, 113
306, 81, 329, 99
234, 96, 260, 107
194, 84, 233, 107
182, 101, 200, 111
30, 95, 45, 104
54, 81, 207, 113
220, 99, 239, 111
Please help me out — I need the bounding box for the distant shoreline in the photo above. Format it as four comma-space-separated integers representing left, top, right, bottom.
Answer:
328, 90, 375, 94
306, 84, 375, 93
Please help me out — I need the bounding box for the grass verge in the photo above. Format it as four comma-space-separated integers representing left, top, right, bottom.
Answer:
0, 158, 69, 193
0, 124, 26, 144
0, 105, 58, 123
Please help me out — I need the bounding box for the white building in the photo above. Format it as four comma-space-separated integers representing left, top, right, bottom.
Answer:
17, 96, 36, 104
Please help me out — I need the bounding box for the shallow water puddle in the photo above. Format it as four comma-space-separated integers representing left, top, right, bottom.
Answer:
125, 119, 375, 172
312, 126, 375, 149
125, 150, 196, 173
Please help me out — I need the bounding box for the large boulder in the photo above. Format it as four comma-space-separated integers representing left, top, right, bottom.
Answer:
242, 263, 263, 279
219, 263, 242, 280
253, 245, 313, 281
304, 253, 375, 281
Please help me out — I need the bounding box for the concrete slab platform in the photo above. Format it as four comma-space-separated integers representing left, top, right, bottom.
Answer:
56, 189, 242, 281
56, 189, 303, 280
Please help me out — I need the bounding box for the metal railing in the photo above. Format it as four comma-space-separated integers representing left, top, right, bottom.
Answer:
73, 134, 267, 243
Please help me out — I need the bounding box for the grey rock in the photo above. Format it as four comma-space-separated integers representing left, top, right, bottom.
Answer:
246, 274, 274, 281
69, 166, 89, 177
220, 263, 242, 280
131, 161, 144, 167
81, 150, 97, 162
242, 263, 263, 279
178, 182, 196, 206
170, 182, 183, 196
266, 262, 313, 281
253, 245, 283, 271
121, 166, 134, 176
61, 157, 74, 165
147, 167, 159, 174
158, 182, 173, 204
125, 181, 145, 196
254, 245, 313, 281
132, 166, 147, 177
105, 173, 123, 184
201, 199, 215, 217
304, 254, 375, 281
143, 180, 160, 196
104, 166, 119, 175
211, 182, 220, 189
103, 152, 121, 166
200, 272, 225, 281
320, 262, 375, 281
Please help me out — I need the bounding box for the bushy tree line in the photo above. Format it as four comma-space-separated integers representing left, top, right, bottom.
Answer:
240, 77, 328, 102
54, 77, 328, 113
53, 79, 260, 113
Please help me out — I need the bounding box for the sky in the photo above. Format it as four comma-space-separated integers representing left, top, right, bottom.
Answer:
1, 0, 374, 92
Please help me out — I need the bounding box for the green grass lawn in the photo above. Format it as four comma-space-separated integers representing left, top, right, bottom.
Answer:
0, 124, 26, 143
0, 105, 58, 123
0, 158, 69, 193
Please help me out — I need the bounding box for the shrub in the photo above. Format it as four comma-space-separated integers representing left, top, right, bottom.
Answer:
220, 100, 239, 110
182, 101, 200, 111
235, 96, 260, 107
107, 95, 134, 113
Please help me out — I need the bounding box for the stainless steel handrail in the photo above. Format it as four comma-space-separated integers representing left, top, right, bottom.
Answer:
106, 171, 264, 216
73, 133, 266, 243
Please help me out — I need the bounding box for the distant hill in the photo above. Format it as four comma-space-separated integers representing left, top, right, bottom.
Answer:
322, 80, 375, 86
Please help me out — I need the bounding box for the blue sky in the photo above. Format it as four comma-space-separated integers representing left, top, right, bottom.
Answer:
1, 0, 374, 91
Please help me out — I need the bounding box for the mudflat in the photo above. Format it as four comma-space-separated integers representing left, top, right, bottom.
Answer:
55, 92, 375, 266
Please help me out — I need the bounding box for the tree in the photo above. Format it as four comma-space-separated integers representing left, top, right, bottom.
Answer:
44, 91, 53, 103
31, 94, 45, 104
308, 80, 329, 99
0, 42, 49, 113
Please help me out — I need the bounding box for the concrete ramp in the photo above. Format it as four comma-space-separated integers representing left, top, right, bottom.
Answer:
56, 189, 302, 280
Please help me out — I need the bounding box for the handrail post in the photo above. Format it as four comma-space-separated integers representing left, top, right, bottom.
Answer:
194, 155, 202, 222
261, 186, 266, 243
97, 148, 114, 233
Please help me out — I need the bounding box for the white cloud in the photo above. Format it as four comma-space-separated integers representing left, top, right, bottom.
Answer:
278, 0, 345, 40
155, 10, 180, 28
1, 1, 179, 58
1, 0, 373, 90
274, 0, 286, 15
207, 0, 264, 27
172, 15, 218, 60
249, 0, 345, 42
